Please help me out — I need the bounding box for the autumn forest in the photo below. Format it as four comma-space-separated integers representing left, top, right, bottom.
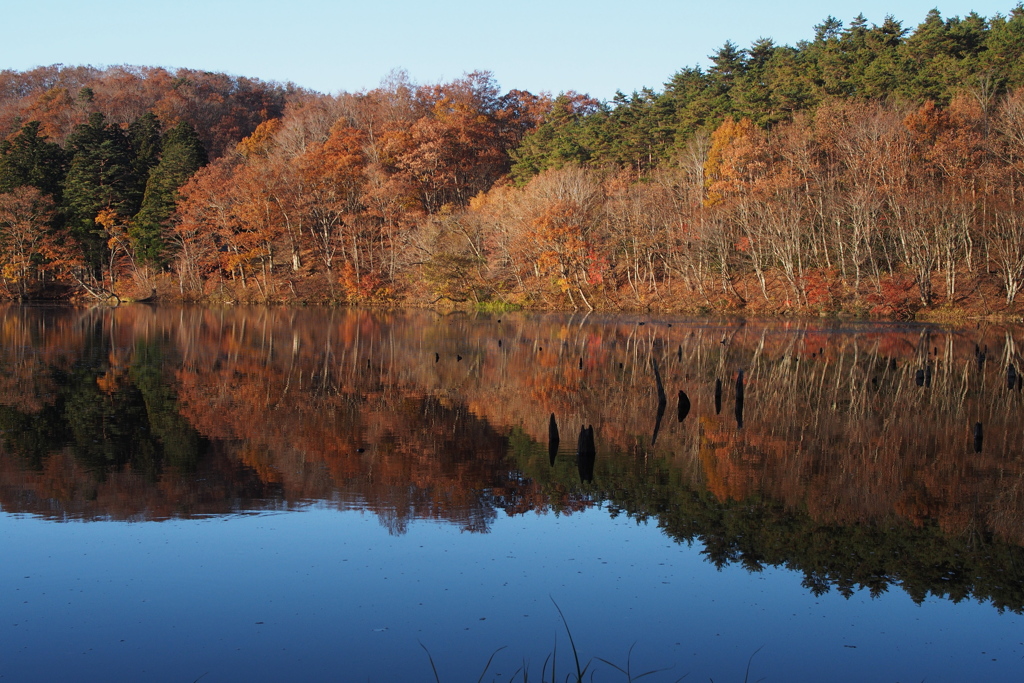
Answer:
3, 6, 1024, 317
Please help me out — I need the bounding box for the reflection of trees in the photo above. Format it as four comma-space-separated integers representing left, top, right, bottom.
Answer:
3, 307, 1024, 608
491, 318, 1024, 612
0, 306, 272, 519
593, 459, 1024, 611
0, 306, 528, 531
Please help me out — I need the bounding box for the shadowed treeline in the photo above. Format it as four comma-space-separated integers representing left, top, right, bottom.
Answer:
3, 306, 1024, 608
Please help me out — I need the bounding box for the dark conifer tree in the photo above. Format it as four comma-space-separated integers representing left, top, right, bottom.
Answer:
0, 121, 68, 200
132, 121, 208, 264
62, 112, 139, 270
128, 112, 163, 187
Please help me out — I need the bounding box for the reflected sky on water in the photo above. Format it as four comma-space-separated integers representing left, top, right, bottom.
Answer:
4, 508, 1023, 683
2, 305, 1024, 681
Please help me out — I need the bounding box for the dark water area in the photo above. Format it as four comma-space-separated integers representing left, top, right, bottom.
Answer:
2, 305, 1024, 682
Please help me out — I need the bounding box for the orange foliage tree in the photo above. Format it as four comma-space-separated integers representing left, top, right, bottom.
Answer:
0, 187, 77, 298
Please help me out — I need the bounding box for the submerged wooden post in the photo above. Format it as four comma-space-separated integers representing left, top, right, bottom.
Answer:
678, 390, 690, 422
651, 358, 667, 408
735, 369, 745, 429
576, 425, 596, 483
548, 413, 560, 466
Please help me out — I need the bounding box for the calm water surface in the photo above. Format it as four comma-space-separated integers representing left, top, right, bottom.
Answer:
1, 306, 1023, 682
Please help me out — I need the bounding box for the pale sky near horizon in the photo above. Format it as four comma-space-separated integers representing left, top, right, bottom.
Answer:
1, 1, 1019, 101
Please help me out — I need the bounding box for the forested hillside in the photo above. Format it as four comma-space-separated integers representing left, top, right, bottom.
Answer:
2, 6, 1024, 317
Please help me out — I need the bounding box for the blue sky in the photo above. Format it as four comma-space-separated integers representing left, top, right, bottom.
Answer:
1, 1, 1018, 100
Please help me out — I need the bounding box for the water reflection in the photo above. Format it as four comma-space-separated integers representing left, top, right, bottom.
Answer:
3, 306, 1024, 610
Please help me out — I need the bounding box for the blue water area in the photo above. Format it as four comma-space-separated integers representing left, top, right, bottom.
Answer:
4, 308, 1024, 681
2, 505, 1022, 683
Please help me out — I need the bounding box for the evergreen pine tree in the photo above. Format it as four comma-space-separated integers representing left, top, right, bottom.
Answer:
0, 121, 68, 199
62, 112, 139, 270
132, 121, 208, 264
128, 112, 163, 189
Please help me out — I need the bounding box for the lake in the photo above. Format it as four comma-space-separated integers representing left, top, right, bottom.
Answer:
1, 305, 1023, 682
